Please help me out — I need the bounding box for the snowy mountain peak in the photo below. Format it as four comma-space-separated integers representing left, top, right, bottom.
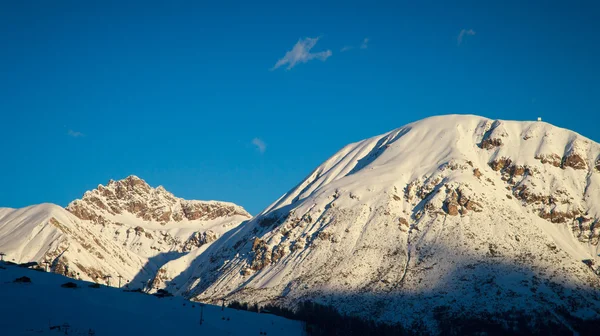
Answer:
179, 114, 600, 330
105, 174, 151, 193
67, 175, 251, 225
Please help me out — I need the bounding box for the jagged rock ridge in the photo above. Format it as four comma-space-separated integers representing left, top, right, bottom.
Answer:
67, 175, 249, 225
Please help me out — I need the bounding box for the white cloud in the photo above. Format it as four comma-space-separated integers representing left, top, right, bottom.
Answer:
252, 138, 266, 154
360, 37, 369, 49
68, 130, 84, 137
340, 45, 354, 52
271, 37, 332, 71
457, 29, 476, 46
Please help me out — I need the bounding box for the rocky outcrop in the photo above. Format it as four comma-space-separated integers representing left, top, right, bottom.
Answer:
536, 148, 588, 171
562, 153, 587, 170
488, 153, 597, 245
538, 208, 582, 224
249, 238, 270, 271
489, 157, 513, 171
535, 154, 562, 168
480, 138, 503, 150
271, 244, 287, 264
562, 139, 589, 170
479, 120, 508, 150
512, 185, 552, 205
444, 200, 459, 216
443, 188, 483, 216
181, 230, 218, 252
572, 218, 600, 245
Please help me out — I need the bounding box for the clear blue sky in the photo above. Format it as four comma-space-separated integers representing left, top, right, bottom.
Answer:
1, 1, 598, 214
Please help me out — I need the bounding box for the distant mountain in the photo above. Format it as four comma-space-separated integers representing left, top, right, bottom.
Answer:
178, 115, 600, 332
0, 176, 251, 290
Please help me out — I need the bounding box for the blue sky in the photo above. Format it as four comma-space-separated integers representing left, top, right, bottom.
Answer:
1, 1, 598, 214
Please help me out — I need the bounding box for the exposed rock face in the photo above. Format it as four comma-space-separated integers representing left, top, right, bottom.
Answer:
67, 176, 250, 225
250, 238, 270, 271
444, 200, 459, 216
479, 120, 508, 150
443, 188, 483, 216
489, 157, 512, 171
535, 148, 589, 171
572, 218, 600, 246
538, 208, 582, 224
562, 153, 587, 170
535, 154, 562, 167
562, 139, 590, 170
480, 138, 502, 150
181, 230, 219, 252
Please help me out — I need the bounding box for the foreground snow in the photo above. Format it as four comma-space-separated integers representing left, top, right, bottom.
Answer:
0, 262, 303, 336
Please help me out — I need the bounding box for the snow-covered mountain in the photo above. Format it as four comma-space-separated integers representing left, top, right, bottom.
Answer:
0, 261, 302, 335
178, 115, 600, 330
0, 176, 251, 290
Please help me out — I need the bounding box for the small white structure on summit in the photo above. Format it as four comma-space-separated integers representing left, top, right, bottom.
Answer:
537, 117, 542, 122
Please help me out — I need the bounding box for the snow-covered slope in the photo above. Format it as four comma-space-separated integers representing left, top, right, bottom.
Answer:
178, 115, 600, 329
0, 203, 149, 282
0, 176, 251, 290
0, 261, 302, 335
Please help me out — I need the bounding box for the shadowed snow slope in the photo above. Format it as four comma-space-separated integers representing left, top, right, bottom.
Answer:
0, 262, 302, 335
177, 115, 600, 330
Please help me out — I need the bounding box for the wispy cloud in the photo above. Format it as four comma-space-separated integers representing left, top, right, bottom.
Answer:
340, 37, 369, 52
67, 130, 84, 137
271, 37, 332, 71
457, 29, 476, 46
252, 138, 266, 154
360, 38, 369, 49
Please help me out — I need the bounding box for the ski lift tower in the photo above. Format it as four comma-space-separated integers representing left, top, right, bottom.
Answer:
43, 260, 51, 272
0, 252, 5, 262
117, 275, 123, 288
199, 303, 205, 325
105, 275, 112, 287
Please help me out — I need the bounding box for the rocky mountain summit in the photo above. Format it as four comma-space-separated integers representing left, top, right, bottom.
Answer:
176, 115, 600, 332
67, 175, 249, 225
